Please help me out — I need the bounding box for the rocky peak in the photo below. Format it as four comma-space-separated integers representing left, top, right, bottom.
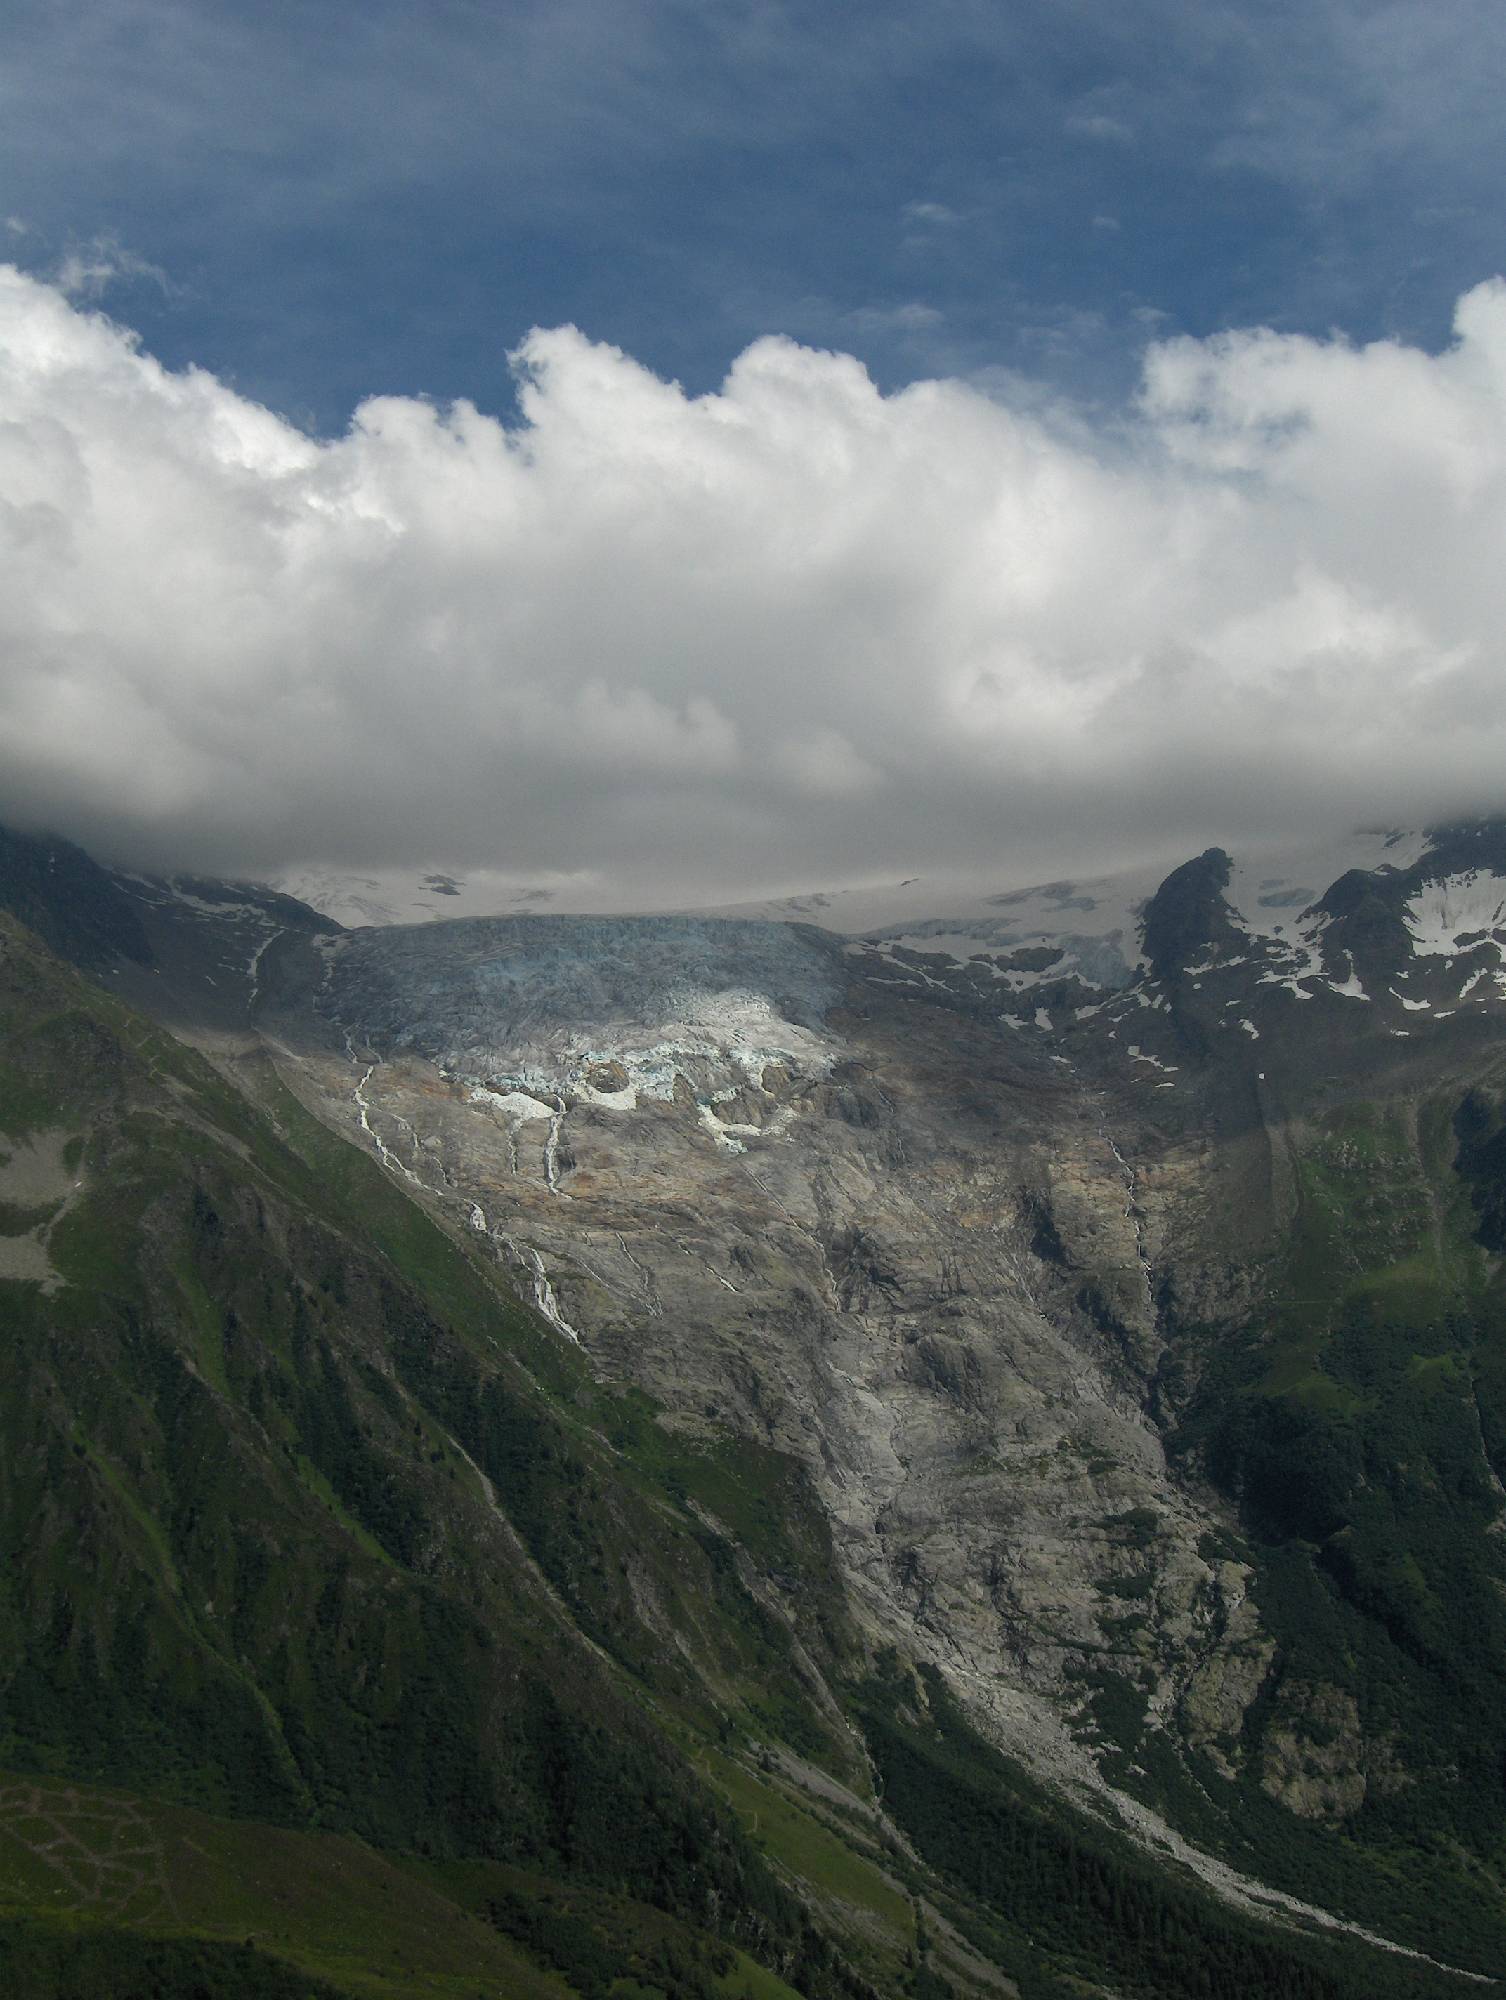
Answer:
1140, 847, 1236, 987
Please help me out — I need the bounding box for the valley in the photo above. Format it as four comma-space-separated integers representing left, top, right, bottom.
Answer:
5, 819, 1506, 1995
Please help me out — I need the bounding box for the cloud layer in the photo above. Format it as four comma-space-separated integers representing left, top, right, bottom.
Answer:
4, 264, 1506, 904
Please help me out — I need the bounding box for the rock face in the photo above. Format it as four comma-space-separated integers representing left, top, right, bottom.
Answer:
14, 817, 1506, 1958
202, 842, 1401, 1811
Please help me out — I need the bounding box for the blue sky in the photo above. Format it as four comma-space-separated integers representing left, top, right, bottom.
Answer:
6, 0, 1502, 431
5, 1, 1506, 901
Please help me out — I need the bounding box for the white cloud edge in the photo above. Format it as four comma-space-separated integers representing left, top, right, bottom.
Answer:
3, 263, 1506, 904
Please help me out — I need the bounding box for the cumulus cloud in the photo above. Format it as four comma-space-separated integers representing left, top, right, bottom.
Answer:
3, 263, 1506, 905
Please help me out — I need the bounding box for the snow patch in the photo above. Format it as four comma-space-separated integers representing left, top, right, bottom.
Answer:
1405, 871, 1506, 958
1327, 955, 1370, 1001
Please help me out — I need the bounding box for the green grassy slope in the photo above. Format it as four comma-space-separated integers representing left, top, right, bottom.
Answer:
1144, 1086, 1506, 1966
0, 912, 869, 1996
0, 1768, 560, 1998
0, 1762, 824, 1998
